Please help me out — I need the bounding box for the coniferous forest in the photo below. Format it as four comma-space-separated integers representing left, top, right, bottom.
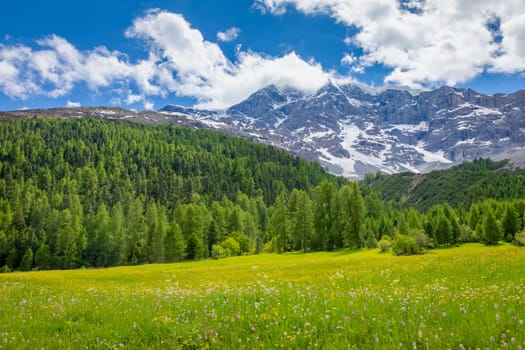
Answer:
1, 117, 525, 272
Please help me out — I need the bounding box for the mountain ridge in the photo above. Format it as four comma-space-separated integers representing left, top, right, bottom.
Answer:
161, 83, 525, 178
2, 83, 525, 179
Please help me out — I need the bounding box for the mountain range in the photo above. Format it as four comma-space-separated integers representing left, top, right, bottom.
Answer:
3, 83, 525, 179
161, 83, 525, 178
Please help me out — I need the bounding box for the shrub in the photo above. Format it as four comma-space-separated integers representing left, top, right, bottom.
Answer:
378, 235, 392, 253
392, 234, 419, 256
410, 229, 434, 249
221, 237, 241, 256
211, 244, 227, 259
514, 231, 525, 247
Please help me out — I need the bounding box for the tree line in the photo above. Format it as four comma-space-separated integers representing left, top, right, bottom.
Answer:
1, 118, 524, 272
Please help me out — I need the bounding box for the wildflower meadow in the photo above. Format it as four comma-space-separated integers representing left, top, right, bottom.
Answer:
1, 244, 524, 349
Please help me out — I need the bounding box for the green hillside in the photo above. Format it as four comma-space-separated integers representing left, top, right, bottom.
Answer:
364, 158, 525, 211
1, 117, 524, 273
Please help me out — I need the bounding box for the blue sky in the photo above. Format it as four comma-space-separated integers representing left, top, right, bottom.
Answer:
1, 0, 524, 111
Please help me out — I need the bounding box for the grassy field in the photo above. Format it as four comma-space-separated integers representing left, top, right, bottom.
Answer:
1, 244, 524, 349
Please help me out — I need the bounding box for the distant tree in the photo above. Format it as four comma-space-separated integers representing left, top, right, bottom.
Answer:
164, 222, 185, 262
483, 210, 503, 245
34, 244, 51, 270
186, 233, 206, 260
435, 214, 452, 246
313, 180, 337, 251
502, 204, 520, 241
267, 193, 290, 253
339, 183, 366, 248
19, 248, 33, 271
289, 189, 314, 253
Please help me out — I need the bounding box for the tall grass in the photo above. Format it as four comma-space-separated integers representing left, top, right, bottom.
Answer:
1, 244, 524, 349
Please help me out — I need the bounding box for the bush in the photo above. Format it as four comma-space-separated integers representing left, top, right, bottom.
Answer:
232, 232, 254, 254
263, 237, 279, 253
514, 231, 525, 247
410, 229, 434, 249
392, 234, 419, 256
378, 235, 392, 253
211, 244, 227, 259
221, 237, 241, 256
459, 225, 479, 243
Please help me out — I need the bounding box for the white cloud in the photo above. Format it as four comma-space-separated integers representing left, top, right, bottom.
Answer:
124, 10, 329, 108
0, 10, 331, 109
254, 0, 525, 88
66, 100, 81, 108
0, 35, 133, 100
143, 101, 154, 110
341, 53, 355, 66
0, 9, 329, 109
217, 27, 241, 42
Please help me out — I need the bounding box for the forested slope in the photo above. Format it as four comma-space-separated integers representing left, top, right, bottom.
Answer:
364, 158, 525, 211
1, 117, 524, 272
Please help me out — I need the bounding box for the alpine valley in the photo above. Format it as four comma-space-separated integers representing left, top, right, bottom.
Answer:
5, 83, 525, 179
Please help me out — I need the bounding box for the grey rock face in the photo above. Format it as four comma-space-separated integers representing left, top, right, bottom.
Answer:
161, 83, 525, 179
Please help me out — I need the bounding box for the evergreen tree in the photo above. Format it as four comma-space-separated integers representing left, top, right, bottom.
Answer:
339, 183, 366, 248
483, 210, 503, 245
186, 233, 206, 260
313, 180, 337, 251
19, 248, 33, 271
34, 243, 51, 270
502, 204, 520, 241
435, 214, 452, 246
289, 189, 314, 252
267, 193, 290, 253
164, 222, 185, 262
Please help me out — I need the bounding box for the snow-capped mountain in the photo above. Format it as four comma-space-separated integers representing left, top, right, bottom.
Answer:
161, 83, 525, 179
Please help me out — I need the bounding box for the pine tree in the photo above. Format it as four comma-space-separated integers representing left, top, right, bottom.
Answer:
313, 180, 337, 251
339, 183, 366, 248
186, 233, 205, 260
435, 215, 452, 246
34, 243, 51, 270
483, 210, 503, 245
19, 248, 33, 271
267, 193, 290, 253
502, 204, 520, 241
164, 222, 185, 262
289, 189, 314, 252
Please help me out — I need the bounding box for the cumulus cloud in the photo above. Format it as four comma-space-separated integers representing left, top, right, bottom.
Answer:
217, 27, 241, 42
0, 35, 132, 100
66, 100, 81, 108
124, 10, 329, 108
0, 10, 330, 109
254, 0, 525, 88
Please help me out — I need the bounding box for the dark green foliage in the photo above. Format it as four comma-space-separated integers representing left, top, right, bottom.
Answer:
186, 233, 206, 260
482, 210, 503, 245
502, 204, 520, 241
366, 159, 525, 211
1, 117, 524, 270
164, 223, 185, 262
19, 248, 33, 271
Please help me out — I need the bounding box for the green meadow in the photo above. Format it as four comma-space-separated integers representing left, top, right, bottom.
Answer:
1, 244, 524, 349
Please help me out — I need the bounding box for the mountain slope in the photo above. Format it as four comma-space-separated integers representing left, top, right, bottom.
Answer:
162, 83, 525, 179
363, 158, 525, 211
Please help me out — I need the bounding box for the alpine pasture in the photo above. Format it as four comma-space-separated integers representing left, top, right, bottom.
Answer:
1, 244, 524, 349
